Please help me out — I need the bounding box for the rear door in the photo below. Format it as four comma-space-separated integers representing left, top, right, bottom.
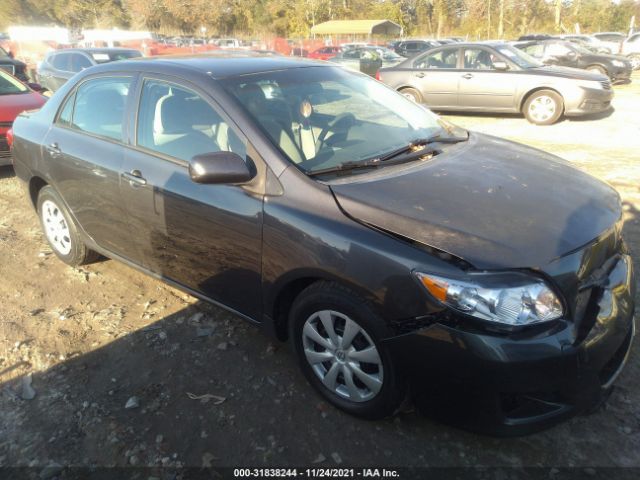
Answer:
41, 74, 137, 258
120, 76, 264, 319
457, 46, 518, 111
408, 47, 460, 108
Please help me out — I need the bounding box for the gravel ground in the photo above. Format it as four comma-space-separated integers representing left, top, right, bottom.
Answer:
0, 74, 639, 475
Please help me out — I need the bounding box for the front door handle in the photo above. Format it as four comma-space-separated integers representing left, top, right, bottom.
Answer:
462, 73, 474, 79
414, 72, 425, 78
122, 170, 147, 186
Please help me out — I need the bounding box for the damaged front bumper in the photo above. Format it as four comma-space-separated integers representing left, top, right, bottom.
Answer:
384, 254, 636, 436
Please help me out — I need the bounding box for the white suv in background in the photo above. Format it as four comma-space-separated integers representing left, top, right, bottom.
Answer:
621, 33, 640, 69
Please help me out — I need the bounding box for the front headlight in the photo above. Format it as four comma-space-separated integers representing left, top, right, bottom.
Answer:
414, 271, 564, 327
612, 60, 625, 67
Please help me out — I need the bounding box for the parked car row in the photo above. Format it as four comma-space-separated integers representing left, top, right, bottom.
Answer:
5, 52, 635, 436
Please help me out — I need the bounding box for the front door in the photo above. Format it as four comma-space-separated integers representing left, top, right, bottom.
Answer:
458, 47, 518, 111
41, 75, 137, 258
121, 77, 264, 319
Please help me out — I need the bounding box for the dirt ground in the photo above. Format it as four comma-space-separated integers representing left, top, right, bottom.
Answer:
1, 74, 639, 476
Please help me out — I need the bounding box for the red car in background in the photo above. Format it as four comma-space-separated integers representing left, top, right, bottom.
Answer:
308, 46, 343, 60
0, 70, 47, 166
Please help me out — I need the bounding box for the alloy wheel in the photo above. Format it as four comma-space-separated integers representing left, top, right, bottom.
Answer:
301, 310, 383, 402
41, 199, 72, 255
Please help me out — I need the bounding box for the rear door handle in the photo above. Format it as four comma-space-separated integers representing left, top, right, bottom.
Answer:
462, 73, 474, 79
46, 142, 61, 155
414, 72, 425, 78
122, 170, 147, 186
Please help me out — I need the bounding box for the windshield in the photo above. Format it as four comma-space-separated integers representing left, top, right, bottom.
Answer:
495, 44, 542, 68
0, 70, 28, 95
221, 67, 462, 175
91, 50, 142, 64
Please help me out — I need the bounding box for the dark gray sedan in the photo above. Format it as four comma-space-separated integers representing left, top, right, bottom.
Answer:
378, 42, 613, 125
8, 54, 635, 435
37, 48, 142, 92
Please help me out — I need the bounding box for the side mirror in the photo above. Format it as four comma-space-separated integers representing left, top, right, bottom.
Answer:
493, 61, 509, 71
189, 151, 255, 185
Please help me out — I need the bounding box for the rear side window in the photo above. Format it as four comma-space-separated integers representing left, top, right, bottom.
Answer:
415, 49, 459, 69
56, 92, 76, 126
71, 77, 132, 142
69, 54, 92, 73
136, 79, 245, 163
52, 53, 70, 71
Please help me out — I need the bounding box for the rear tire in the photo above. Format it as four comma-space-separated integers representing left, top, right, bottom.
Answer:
37, 186, 100, 266
523, 90, 563, 126
399, 87, 422, 103
289, 282, 405, 419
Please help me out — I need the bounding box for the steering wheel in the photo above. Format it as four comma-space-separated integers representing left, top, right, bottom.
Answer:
315, 113, 356, 154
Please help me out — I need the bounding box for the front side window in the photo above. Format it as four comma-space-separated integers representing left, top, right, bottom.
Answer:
72, 76, 132, 141
546, 43, 572, 57
415, 48, 459, 69
520, 43, 544, 59
136, 79, 245, 163
464, 48, 500, 70
221, 66, 456, 174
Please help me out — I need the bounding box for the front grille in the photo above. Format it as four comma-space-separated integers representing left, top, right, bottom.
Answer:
0, 135, 9, 156
0, 121, 12, 128
0, 64, 15, 75
600, 80, 612, 90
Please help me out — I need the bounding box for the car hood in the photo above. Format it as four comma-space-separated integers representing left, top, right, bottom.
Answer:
530, 65, 606, 81
0, 92, 47, 123
330, 133, 621, 270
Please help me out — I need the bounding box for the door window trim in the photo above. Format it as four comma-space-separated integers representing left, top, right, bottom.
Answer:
51, 73, 138, 147
128, 74, 249, 168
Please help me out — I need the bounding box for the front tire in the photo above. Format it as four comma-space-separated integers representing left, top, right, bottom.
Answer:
37, 186, 99, 266
523, 90, 563, 125
398, 87, 422, 103
289, 282, 405, 419
628, 54, 640, 70
586, 64, 608, 77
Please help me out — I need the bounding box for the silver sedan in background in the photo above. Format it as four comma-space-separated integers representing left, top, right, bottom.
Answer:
378, 42, 613, 125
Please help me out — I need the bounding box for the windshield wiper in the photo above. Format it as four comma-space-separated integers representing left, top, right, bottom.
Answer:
307, 133, 467, 178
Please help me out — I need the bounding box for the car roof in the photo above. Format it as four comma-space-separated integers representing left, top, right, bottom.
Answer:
49, 48, 141, 55
90, 52, 331, 79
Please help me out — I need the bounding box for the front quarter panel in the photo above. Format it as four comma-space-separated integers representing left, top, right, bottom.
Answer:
262, 166, 464, 339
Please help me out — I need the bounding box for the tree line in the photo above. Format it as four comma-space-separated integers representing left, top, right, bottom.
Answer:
1, 0, 638, 40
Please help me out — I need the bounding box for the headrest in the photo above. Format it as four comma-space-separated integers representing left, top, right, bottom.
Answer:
158, 94, 218, 134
